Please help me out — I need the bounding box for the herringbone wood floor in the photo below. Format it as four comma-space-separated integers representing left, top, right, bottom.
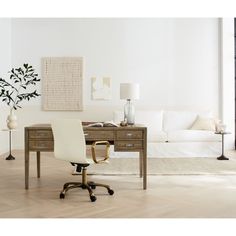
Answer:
1, 150, 236, 218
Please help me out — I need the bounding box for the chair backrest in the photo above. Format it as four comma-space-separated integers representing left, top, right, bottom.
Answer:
51, 119, 88, 164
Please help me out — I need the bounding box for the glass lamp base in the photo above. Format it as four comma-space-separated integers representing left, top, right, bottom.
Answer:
124, 99, 135, 125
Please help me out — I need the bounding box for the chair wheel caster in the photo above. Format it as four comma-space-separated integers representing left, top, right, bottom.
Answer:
88, 182, 96, 189
90, 195, 97, 202
108, 189, 114, 195
60, 192, 65, 199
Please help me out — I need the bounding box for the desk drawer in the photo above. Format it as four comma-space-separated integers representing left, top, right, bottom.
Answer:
29, 140, 54, 150
29, 130, 53, 139
116, 130, 143, 140
114, 140, 143, 151
84, 130, 114, 141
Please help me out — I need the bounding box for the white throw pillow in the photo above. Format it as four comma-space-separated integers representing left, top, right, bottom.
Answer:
190, 116, 216, 131
163, 110, 213, 131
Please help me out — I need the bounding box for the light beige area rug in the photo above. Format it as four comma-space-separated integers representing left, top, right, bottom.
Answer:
2, 150, 236, 176
87, 156, 236, 175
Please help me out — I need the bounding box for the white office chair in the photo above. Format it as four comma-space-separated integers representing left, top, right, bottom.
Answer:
51, 119, 114, 202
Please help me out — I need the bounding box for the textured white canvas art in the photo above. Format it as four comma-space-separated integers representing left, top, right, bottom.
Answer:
42, 57, 83, 110
91, 77, 111, 100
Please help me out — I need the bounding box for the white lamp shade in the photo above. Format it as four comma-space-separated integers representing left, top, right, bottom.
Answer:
120, 83, 140, 100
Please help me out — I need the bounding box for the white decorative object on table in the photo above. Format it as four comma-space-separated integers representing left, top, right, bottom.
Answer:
7, 108, 18, 130
217, 123, 227, 133
120, 83, 140, 125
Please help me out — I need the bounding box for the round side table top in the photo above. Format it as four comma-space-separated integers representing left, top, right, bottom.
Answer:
1, 129, 17, 132
215, 131, 231, 135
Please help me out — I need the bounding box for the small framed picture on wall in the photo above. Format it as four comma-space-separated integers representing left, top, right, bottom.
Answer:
91, 77, 112, 100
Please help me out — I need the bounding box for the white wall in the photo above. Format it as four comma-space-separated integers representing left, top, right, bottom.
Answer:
11, 18, 219, 110
0, 18, 222, 151
220, 18, 235, 149
0, 18, 11, 154
171, 19, 219, 111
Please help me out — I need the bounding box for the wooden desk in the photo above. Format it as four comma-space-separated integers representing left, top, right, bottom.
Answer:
24, 124, 147, 190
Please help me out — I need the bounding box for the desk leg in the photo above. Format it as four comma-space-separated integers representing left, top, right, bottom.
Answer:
139, 151, 143, 178
25, 128, 29, 189
25, 150, 29, 189
37, 151, 40, 178
143, 150, 147, 190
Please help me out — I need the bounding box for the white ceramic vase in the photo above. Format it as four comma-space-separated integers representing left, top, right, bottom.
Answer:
7, 108, 18, 130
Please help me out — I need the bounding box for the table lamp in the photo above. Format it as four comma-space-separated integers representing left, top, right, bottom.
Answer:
120, 83, 140, 125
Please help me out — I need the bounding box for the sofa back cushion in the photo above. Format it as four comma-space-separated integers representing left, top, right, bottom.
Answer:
113, 110, 163, 141
163, 111, 213, 131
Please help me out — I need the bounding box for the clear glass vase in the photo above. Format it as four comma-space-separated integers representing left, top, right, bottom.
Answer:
124, 99, 135, 125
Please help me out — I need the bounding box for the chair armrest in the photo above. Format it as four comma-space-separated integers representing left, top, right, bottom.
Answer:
91, 141, 110, 164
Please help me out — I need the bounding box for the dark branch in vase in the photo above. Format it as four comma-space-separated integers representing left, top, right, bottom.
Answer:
0, 64, 40, 110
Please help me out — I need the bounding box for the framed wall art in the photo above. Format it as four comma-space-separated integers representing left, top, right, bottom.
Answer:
42, 57, 83, 111
91, 77, 111, 100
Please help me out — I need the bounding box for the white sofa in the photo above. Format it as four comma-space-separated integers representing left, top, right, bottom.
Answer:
111, 110, 221, 158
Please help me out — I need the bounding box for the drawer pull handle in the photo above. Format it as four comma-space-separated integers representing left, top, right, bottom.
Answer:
126, 144, 134, 147
126, 133, 133, 137
84, 133, 88, 136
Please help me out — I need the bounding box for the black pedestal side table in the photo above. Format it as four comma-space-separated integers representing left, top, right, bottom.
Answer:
215, 131, 231, 160
2, 129, 16, 160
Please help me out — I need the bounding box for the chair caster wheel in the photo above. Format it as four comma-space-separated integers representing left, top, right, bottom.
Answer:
90, 185, 96, 189
108, 189, 114, 195
81, 185, 86, 189
60, 193, 65, 199
90, 195, 97, 202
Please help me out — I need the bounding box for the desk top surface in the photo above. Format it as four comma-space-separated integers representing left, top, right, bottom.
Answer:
25, 123, 146, 130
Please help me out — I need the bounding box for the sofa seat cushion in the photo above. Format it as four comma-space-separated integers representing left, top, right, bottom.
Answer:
149, 131, 167, 142
167, 130, 221, 142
